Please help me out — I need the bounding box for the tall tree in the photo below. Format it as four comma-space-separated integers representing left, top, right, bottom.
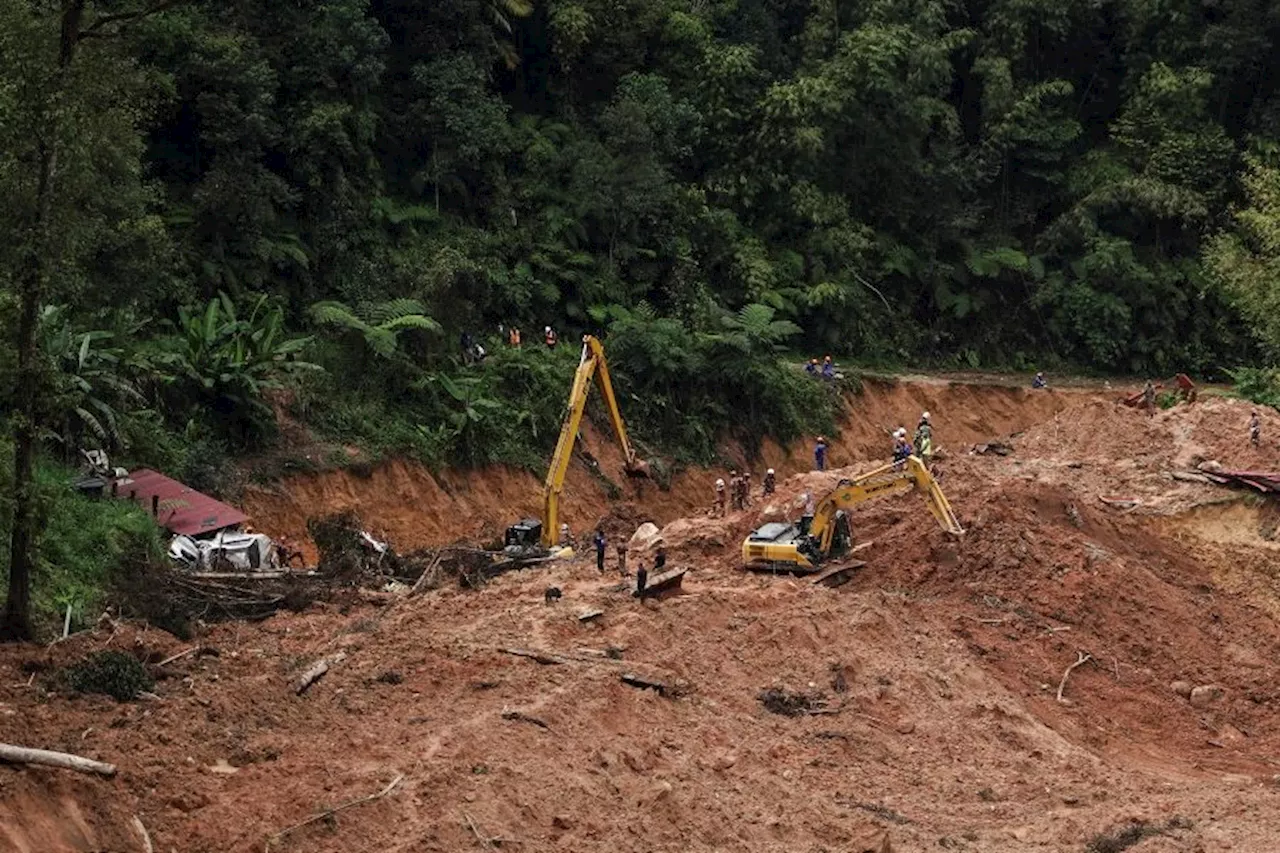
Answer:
0, 1, 177, 641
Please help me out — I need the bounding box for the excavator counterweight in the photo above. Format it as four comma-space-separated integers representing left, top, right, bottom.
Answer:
742, 455, 962, 573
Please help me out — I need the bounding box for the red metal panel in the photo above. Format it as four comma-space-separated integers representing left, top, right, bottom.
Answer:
112, 469, 248, 536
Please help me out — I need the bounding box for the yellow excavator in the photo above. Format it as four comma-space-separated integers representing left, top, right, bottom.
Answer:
741, 455, 962, 573
504, 335, 649, 555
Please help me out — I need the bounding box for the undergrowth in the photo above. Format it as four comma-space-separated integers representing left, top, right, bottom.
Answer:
1084, 816, 1193, 853
1229, 366, 1280, 410
61, 650, 154, 701
0, 451, 165, 635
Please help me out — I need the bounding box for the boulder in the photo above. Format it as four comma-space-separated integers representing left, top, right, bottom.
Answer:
1170, 680, 1193, 699
1190, 684, 1225, 708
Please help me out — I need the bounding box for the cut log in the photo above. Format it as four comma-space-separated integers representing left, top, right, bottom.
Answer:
0, 743, 117, 778
295, 652, 346, 695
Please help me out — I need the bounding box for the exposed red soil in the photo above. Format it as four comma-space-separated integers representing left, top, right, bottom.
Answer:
5, 380, 1280, 852
243, 377, 1083, 563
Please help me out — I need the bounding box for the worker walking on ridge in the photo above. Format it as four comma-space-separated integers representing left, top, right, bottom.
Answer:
806, 359, 819, 376
763, 468, 776, 496
1032, 372, 1047, 389
821, 355, 835, 380
814, 436, 828, 471
593, 529, 606, 573
714, 477, 727, 516
914, 411, 934, 466
1251, 410, 1262, 446
1142, 380, 1156, 418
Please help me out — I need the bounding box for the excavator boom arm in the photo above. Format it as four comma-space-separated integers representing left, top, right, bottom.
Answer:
540, 336, 646, 548
809, 456, 963, 552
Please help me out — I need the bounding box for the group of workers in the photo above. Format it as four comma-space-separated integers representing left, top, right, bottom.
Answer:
713, 468, 777, 516
587, 528, 666, 595
805, 355, 840, 380
462, 323, 563, 361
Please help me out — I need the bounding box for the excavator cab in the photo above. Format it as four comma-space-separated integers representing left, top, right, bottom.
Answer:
504, 519, 543, 554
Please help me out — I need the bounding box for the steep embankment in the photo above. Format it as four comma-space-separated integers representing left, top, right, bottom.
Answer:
244, 376, 1083, 561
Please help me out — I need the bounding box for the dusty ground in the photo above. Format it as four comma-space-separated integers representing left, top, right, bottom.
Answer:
5, 378, 1280, 852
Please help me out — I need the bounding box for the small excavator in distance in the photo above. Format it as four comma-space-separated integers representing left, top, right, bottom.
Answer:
741, 455, 962, 574
504, 335, 649, 558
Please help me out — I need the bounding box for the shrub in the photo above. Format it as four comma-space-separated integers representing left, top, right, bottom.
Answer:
62, 650, 153, 701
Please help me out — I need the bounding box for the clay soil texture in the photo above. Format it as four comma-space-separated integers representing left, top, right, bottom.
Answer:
4, 378, 1280, 852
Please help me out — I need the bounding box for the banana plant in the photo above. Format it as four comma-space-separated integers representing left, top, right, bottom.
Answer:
157, 292, 319, 434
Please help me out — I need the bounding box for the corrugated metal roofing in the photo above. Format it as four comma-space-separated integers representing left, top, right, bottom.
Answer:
113, 469, 248, 536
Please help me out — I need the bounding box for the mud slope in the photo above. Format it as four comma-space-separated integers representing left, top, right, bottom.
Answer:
244, 377, 1085, 561
7, 385, 1280, 852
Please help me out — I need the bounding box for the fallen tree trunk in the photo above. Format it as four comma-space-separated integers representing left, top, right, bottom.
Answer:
0, 743, 117, 777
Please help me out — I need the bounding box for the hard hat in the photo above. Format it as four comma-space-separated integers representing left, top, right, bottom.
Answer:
767, 468, 774, 474
817, 436, 826, 442
922, 411, 930, 420
716, 478, 725, 487
824, 355, 831, 362
545, 326, 551, 332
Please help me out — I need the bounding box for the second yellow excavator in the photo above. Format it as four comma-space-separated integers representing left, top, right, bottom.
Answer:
741, 455, 962, 572
504, 335, 649, 555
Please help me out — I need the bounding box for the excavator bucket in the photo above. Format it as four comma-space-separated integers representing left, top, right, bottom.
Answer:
624, 458, 651, 478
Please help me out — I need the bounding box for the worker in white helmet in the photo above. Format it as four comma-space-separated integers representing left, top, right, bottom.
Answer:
892, 427, 912, 466
914, 411, 934, 466
763, 468, 776, 496
714, 477, 727, 517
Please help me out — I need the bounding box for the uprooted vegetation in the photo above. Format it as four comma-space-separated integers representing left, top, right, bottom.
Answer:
60, 651, 153, 702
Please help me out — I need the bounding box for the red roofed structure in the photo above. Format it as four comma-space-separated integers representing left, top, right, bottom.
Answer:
112, 468, 248, 537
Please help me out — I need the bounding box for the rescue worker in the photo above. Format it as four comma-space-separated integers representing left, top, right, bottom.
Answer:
729, 470, 741, 510
763, 468, 776, 496
544, 325, 558, 348
616, 543, 628, 576
1142, 380, 1156, 418
714, 477, 727, 516
814, 436, 828, 471
821, 355, 835, 380
559, 522, 572, 547
654, 545, 667, 572
806, 359, 819, 376
635, 565, 648, 597
743, 471, 753, 507
593, 529, 606, 573
892, 428, 912, 465
914, 411, 933, 464
1251, 410, 1262, 447
1032, 372, 1047, 389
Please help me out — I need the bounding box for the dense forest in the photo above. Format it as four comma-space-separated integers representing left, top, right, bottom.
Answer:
5, 0, 1280, 636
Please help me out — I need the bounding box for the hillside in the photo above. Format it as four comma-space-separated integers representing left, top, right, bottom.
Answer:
5, 378, 1280, 852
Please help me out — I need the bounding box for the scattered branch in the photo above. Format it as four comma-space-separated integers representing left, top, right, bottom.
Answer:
132, 815, 153, 853
83, 0, 188, 35
0, 743, 117, 777
158, 646, 198, 667
1056, 651, 1093, 703
463, 811, 497, 850
500, 708, 550, 730
499, 647, 566, 666
266, 773, 404, 850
